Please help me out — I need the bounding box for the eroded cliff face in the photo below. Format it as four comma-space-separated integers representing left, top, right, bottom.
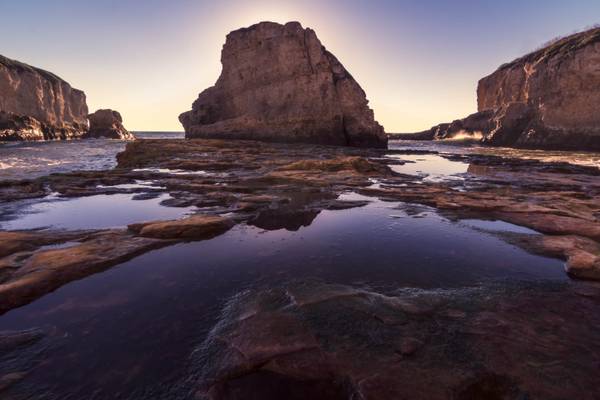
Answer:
0, 55, 89, 141
416, 27, 600, 151
180, 21, 387, 148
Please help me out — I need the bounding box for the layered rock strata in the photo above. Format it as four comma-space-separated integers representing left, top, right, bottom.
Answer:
0, 55, 88, 141
1, 55, 132, 141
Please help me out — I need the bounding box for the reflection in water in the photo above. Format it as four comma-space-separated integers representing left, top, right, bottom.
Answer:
459, 219, 540, 234
131, 168, 209, 176
0, 196, 566, 398
249, 208, 321, 231
0, 193, 196, 230
386, 154, 469, 181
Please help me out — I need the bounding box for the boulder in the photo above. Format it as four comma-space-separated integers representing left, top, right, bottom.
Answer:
86, 109, 134, 140
128, 215, 234, 240
0, 54, 88, 141
413, 27, 600, 151
179, 21, 386, 148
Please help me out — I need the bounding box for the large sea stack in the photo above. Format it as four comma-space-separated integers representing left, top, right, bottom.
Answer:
86, 109, 134, 140
180, 21, 387, 148
0, 55, 88, 141
413, 27, 600, 151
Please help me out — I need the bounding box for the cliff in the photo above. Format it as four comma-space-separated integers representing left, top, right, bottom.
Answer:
179, 21, 387, 148
0, 55, 89, 140
413, 27, 600, 151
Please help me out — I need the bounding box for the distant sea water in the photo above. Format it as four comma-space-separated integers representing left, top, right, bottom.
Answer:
0, 132, 183, 181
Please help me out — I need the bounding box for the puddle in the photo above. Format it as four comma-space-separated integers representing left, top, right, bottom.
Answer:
132, 168, 209, 175
459, 219, 541, 234
386, 154, 469, 181
0, 193, 196, 231
96, 180, 164, 190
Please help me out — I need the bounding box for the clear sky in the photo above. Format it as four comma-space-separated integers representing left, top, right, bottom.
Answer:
2, 0, 599, 132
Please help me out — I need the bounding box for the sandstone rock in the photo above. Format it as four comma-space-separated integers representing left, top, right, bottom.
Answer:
85, 109, 134, 140
0, 54, 88, 141
415, 27, 600, 150
0, 231, 167, 314
179, 21, 386, 148
128, 215, 234, 240
277, 156, 389, 175
515, 234, 600, 280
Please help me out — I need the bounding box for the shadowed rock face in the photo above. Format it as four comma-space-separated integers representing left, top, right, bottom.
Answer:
179, 21, 387, 148
0, 55, 88, 141
86, 109, 134, 140
412, 27, 600, 151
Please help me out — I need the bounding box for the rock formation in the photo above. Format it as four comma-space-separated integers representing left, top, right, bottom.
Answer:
86, 109, 134, 140
410, 27, 600, 151
0, 55, 133, 141
179, 21, 387, 148
0, 54, 88, 141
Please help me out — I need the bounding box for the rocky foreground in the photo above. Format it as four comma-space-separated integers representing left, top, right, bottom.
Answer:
1, 139, 600, 398
191, 280, 600, 400
0, 139, 599, 316
406, 27, 600, 151
180, 22, 387, 148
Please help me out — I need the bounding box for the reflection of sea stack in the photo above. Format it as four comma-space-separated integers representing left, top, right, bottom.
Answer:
180, 21, 387, 148
412, 27, 600, 151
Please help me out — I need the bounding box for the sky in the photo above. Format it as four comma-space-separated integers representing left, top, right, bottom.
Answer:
2, 0, 600, 132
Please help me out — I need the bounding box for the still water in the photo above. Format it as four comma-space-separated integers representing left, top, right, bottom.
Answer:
0, 194, 565, 398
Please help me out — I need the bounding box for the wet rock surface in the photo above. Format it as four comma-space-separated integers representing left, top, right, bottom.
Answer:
192, 281, 600, 400
179, 22, 386, 148
0, 138, 600, 317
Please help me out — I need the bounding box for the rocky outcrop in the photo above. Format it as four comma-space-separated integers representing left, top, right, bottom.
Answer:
85, 109, 134, 140
179, 21, 387, 148
0, 54, 88, 141
412, 27, 600, 151
194, 281, 600, 400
